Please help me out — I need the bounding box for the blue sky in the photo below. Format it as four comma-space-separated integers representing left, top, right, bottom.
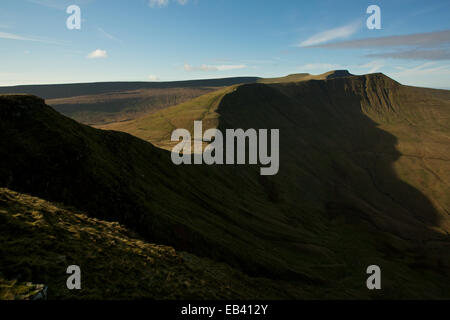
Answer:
0, 0, 449, 88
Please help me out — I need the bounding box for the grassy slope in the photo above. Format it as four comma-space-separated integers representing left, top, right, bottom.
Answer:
98, 74, 450, 297
1, 94, 323, 291
99, 86, 235, 150
49, 87, 216, 126
1, 71, 450, 299
98, 70, 355, 149
210, 76, 450, 298
106, 73, 449, 236
0, 72, 349, 127
0, 187, 299, 300
258, 70, 354, 84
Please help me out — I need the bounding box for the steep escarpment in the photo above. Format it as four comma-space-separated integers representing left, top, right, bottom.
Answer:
1, 71, 450, 299
0, 94, 327, 286
217, 74, 450, 239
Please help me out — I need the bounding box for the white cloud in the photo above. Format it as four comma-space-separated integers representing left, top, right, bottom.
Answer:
356, 60, 384, 73
297, 60, 384, 74
388, 62, 450, 88
87, 49, 108, 59
149, 0, 169, 7
149, 0, 190, 7
184, 63, 247, 72
298, 22, 360, 47
148, 75, 160, 81
391, 62, 450, 77
215, 65, 247, 71
305, 30, 450, 49
298, 63, 343, 71
366, 49, 450, 61
0, 31, 65, 44
0, 31, 33, 41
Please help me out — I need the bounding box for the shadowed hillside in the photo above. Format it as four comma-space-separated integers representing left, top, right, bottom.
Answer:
98, 73, 450, 296
0, 188, 299, 300
1, 71, 450, 299
99, 70, 356, 145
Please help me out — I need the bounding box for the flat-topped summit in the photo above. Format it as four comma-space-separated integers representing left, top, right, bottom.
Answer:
324, 69, 353, 79
0, 94, 45, 106
0, 94, 47, 118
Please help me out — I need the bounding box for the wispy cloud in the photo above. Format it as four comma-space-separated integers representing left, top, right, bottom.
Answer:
366, 49, 450, 61
0, 31, 66, 44
148, 75, 160, 81
356, 60, 384, 73
301, 28, 450, 63
298, 22, 361, 47
387, 62, 450, 88
28, 0, 93, 10
27, 0, 95, 10
149, 0, 189, 7
408, 3, 450, 18
298, 63, 343, 71
297, 60, 384, 74
149, 0, 169, 7
184, 63, 247, 72
0, 32, 31, 41
98, 28, 121, 42
87, 49, 108, 59
305, 30, 450, 49
28, 0, 67, 9
391, 62, 450, 77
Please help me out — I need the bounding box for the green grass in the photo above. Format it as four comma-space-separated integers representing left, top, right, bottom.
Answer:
1, 71, 450, 299
0, 187, 308, 299
49, 87, 216, 126
99, 86, 235, 150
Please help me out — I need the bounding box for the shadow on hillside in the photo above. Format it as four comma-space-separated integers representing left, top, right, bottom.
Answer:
1, 82, 449, 298
214, 78, 449, 277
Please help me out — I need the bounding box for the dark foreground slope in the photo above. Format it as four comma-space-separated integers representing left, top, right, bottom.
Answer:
0, 187, 293, 299
1, 72, 450, 299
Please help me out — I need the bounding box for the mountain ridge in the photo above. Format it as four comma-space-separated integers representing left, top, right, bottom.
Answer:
0, 77, 261, 99
1, 71, 449, 298
0, 77, 261, 126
